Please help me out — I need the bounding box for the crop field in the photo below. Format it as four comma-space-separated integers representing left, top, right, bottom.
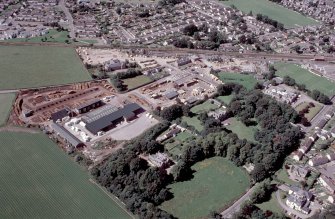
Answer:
220, 0, 318, 28
274, 62, 335, 97
122, 75, 153, 90
295, 102, 322, 121
0, 93, 16, 126
160, 157, 250, 219
182, 116, 204, 132
190, 100, 219, 114
225, 117, 258, 142
218, 72, 257, 90
0, 45, 91, 89
0, 131, 132, 219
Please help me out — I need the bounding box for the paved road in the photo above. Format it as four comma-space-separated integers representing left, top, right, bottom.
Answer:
221, 185, 256, 218
59, 0, 75, 38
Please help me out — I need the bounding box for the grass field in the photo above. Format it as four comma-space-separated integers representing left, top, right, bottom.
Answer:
0, 93, 16, 126
164, 131, 194, 156
220, 0, 318, 28
122, 75, 153, 90
182, 116, 204, 132
275, 168, 299, 185
217, 94, 234, 105
0, 131, 132, 219
225, 117, 258, 142
161, 157, 250, 219
256, 193, 283, 215
295, 102, 322, 121
0, 45, 91, 89
218, 72, 257, 90
191, 100, 219, 114
274, 62, 335, 97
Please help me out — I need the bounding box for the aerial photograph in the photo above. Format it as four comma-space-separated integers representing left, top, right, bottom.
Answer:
0, 0, 335, 218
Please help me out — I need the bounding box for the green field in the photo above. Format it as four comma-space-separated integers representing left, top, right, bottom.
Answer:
182, 116, 204, 132
295, 102, 322, 121
217, 94, 234, 105
225, 117, 258, 142
0, 45, 91, 89
191, 100, 219, 114
0, 93, 16, 126
0, 131, 132, 219
218, 72, 257, 90
122, 75, 153, 90
164, 131, 194, 156
274, 62, 335, 97
256, 193, 283, 215
275, 168, 299, 185
220, 0, 318, 28
161, 157, 250, 219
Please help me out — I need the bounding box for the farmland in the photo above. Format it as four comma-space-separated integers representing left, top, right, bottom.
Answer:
218, 72, 257, 91
160, 157, 250, 219
220, 0, 318, 28
225, 117, 258, 142
0, 93, 16, 126
274, 62, 335, 97
0, 131, 132, 219
0, 45, 91, 89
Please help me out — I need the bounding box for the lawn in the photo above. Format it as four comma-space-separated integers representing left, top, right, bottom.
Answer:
165, 131, 194, 156
160, 157, 250, 219
225, 117, 258, 142
295, 102, 322, 121
122, 75, 153, 90
182, 116, 204, 132
191, 100, 219, 114
0, 131, 132, 219
0, 93, 16, 126
219, 0, 318, 28
275, 168, 299, 185
218, 72, 257, 90
274, 62, 335, 97
256, 193, 283, 215
0, 45, 91, 89
217, 94, 234, 105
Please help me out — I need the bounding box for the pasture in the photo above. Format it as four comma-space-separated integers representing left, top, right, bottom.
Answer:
0, 131, 132, 219
218, 72, 257, 91
225, 117, 258, 142
0, 45, 91, 89
220, 0, 318, 28
160, 157, 250, 219
274, 62, 335, 97
0, 93, 16, 126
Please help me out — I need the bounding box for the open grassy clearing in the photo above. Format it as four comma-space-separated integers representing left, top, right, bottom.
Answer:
160, 157, 250, 219
218, 72, 257, 91
164, 131, 194, 156
190, 99, 219, 114
219, 0, 318, 28
217, 94, 234, 105
122, 75, 153, 90
0, 93, 16, 126
295, 102, 322, 121
0, 131, 132, 219
275, 168, 299, 185
0, 45, 91, 89
225, 117, 258, 142
256, 193, 283, 215
274, 62, 335, 97
182, 116, 204, 132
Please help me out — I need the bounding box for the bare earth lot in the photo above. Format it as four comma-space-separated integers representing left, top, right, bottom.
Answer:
0, 45, 91, 89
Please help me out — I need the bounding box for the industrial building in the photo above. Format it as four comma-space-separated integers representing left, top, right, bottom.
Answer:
82, 103, 143, 135
51, 122, 84, 148
75, 99, 103, 114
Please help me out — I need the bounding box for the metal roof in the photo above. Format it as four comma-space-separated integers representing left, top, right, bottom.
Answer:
51, 122, 83, 147
84, 103, 142, 134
